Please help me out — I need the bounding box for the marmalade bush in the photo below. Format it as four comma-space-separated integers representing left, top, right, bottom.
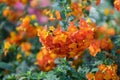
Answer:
0, 0, 120, 80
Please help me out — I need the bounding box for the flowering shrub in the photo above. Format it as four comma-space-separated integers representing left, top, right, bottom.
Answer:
0, 0, 120, 80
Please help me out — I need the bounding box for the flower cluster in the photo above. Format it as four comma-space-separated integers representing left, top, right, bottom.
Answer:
37, 19, 114, 71
4, 16, 37, 56
86, 64, 119, 80
1, 0, 50, 23
70, 1, 91, 20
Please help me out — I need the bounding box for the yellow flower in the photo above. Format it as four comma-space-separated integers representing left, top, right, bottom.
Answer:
25, 51, 31, 56
53, 33, 67, 43
86, 18, 92, 23
49, 26, 55, 31
10, 31, 16, 40
30, 15, 37, 20
21, 0, 28, 4
60, 34, 67, 42
4, 41, 11, 56
104, 8, 110, 16
16, 53, 22, 61
4, 41, 11, 50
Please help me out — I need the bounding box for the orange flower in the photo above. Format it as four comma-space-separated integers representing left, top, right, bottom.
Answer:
116, 49, 120, 54
71, 3, 83, 18
38, 20, 98, 64
37, 19, 115, 70
55, 10, 62, 20
106, 28, 115, 36
96, 0, 101, 6
95, 71, 103, 80
89, 40, 101, 57
114, 0, 120, 12
2, 0, 17, 6
67, 22, 78, 33
36, 48, 56, 71
104, 69, 113, 80
86, 72, 94, 80
6, 31, 23, 45
20, 42, 32, 56
3, 7, 10, 17
53, 33, 67, 43
19, 0, 28, 4
68, 43, 77, 49
100, 39, 108, 50
3, 6, 24, 22
49, 13, 56, 20
86, 64, 119, 80
21, 42, 32, 52
101, 38, 114, 50
98, 64, 106, 71
96, 26, 115, 38
17, 16, 37, 38
38, 26, 49, 44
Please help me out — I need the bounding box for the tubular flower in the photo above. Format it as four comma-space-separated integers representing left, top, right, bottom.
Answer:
6, 32, 23, 45
96, 26, 115, 38
38, 19, 95, 57
4, 41, 11, 56
88, 40, 101, 57
37, 19, 93, 70
70, 1, 91, 20
3, 7, 23, 22
37, 19, 114, 70
20, 42, 32, 56
4, 16, 38, 55
3, 32, 23, 55
114, 0, 120, 12
44, 9, 62, 21
86, 72, 95, 80
71, 3, 83, 19
55, 10, 62, 20
16, 16, 37, 38
36, 47, 56, 71
86, 64, 119, 80
95, 71, 104, 80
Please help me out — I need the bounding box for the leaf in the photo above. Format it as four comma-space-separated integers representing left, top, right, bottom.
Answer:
0, 62, 13, 71
91, 68, 98, 72
44, 71, 60, 80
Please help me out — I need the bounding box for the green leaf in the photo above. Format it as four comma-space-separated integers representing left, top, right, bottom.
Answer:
0, 62, 13, 71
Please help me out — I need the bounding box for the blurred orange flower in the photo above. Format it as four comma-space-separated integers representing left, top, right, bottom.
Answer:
36, 47, 56, 71
114, 0, 120, 12
86, 72, 94, 80
20, 42, 32, 56
96, 0, 101, 6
